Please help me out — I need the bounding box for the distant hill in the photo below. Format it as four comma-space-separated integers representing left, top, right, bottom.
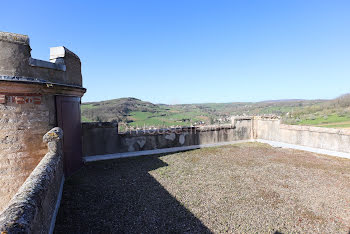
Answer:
258, 99, 307, 103
283, 93, 350, 128
82, 97, 158, 123
81, 94, 350, 129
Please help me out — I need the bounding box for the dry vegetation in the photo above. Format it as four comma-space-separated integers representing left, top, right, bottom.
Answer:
55, 143, 350, 233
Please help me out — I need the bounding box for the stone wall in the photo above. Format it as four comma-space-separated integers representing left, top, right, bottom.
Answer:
83, 116, 350, 159
82, 118, 253, 156
0, 31, 85, 211
0, 128, 64, 234
0, 32, 82, 86
0, 95, 55, 211
82, 122, 119, 156
255, 117, 350, 154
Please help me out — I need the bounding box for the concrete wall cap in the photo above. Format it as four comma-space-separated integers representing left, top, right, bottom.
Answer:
82, 122, 118, 129
232, 116, 254, 120
29, 58, 66, 71
280, 124, 350, 135
50, 46, 80, 61
118, 124, 237, 136
0, 31, 30, 45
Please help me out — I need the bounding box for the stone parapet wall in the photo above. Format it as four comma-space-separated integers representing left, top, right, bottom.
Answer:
83, 116, 350, 158
82, 117, 253, 156
255, 117, 350, 154
0, 31, 82, 87
0, 128, 64, 233
82, 122, 119, 156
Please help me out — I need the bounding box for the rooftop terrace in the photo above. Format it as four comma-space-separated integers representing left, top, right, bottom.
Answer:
54, 143, 350, 233
1, 31, 350, 234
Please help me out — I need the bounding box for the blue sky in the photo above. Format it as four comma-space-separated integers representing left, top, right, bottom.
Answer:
1, 0, 350, 104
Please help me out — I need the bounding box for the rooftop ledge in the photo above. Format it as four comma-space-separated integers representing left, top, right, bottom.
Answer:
29, 58, 66, 71
0, 75, 86, 91
0, 31, 29, 45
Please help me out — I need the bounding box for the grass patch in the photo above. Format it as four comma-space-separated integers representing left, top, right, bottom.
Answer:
81, 104, 95, 111
128, 110, 210, 127
81, 116, 93, 122
297, 115, 350, 126
319, 123, 350, 128
129, 111, 155, 120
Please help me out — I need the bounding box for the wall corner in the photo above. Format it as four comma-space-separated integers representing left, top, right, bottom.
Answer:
50, 46, 82, 86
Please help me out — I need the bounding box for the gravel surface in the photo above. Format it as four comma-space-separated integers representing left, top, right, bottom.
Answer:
55, 143, 350, 233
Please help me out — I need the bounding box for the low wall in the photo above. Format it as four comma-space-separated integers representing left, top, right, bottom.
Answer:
82, 122, 119, 156
256, 117, 350, 154
83, 116, 350, 159
82, 118, 253, 156
0, 128, 64, 233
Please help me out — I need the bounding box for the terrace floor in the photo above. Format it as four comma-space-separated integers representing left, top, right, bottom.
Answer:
54, 143, 350, 233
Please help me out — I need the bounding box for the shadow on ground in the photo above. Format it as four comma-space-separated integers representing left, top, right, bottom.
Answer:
54, 152, 211, 233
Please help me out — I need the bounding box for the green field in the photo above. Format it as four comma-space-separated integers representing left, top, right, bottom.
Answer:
81, 94, 350, 130
81, 104, 95, 111
126, 109, 210, 128
296, 115, 350, 126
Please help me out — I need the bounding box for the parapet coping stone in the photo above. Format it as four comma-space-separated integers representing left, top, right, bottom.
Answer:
118, 124, 237, 136
280, 124, 350, 135
0, 31, 29, 45
82, 122, 118, 129
50, 46, 80, 61
29, 58, 66, 71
